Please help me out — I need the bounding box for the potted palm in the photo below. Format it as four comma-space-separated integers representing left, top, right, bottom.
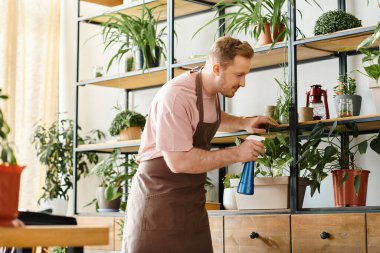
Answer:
194, 0, 307, 48
89, 149, 138, 212
109, 107, 146, 141
32, 119, 104, 214
101, 4, 167, 72
333, 73, 362, 117
0, 89, 24, 227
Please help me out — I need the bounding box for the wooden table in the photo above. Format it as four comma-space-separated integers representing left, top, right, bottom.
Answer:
0, 225, 109, 253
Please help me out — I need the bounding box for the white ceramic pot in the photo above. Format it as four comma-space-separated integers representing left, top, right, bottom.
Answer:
369, 83, 380, 114
39, 198, 68, 216
223, 188, 237, 210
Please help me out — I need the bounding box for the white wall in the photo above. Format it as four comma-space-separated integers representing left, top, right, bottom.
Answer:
60, 0, 380, 212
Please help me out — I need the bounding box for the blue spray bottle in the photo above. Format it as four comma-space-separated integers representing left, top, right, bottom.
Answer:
237, 135, 266, 195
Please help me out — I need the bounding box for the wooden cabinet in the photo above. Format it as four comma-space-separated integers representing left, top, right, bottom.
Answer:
75, 216, 116, 251
292, 213, 366, 253
367, 213, 380, 253
224, 214, 290, 253
209, 216, 224, 253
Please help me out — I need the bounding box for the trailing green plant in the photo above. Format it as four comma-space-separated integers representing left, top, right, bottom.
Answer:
32, 119, 105, 201
109, 106, 146, 136
101, 4, 167, 72
273, 77, 290, 122
357, 22, 380, 84
88, 149, 138, 210
334, 73, 357, 96
314, 10, 362, 35
193, 0, 316, 48
0, 89, 17, 165
222, 173, 241, 188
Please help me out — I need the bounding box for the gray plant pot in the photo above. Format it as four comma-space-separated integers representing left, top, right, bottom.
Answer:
334, 95, 362, 117
96, 187, 121, 212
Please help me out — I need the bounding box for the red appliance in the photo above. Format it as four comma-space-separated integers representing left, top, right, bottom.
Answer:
306, 84, 330, 120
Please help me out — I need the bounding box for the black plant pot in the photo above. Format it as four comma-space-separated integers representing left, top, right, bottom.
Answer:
134, 46, 161, 70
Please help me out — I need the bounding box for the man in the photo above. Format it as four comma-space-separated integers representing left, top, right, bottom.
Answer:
123, 36, 278, 253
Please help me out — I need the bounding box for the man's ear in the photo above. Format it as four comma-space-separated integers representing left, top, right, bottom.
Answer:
212, 63, 220, 76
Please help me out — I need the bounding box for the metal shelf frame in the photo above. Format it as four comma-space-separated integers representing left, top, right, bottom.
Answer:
73, 0, 380, 214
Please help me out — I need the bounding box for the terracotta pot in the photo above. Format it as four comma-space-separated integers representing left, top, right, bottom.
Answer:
257, 23, 286, 47
299, 107, 314, 122
0, 164, 24, 227
118, 126, 141, 141
332, 169, 370, 207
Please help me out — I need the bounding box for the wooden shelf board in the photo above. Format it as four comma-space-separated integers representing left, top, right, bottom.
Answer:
79, 68, 166, 89
299, 114, 380, 132
81, 0, 213, 23
299, 26, 379, 52
82, 0, 123, 6
77, 140, 141, 153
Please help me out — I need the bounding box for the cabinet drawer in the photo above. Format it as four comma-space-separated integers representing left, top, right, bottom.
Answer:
225, 214, 290, 253
209, 216, 223, 253
292, 213, 365, 253
367, 213, 380, 253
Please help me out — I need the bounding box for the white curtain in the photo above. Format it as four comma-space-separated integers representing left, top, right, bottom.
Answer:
0, 0, 60, 210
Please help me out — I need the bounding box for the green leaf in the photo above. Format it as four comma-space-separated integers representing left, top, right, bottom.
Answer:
358, 140, 368, 155
370, 135, 380, 155
339, 172, 349, 187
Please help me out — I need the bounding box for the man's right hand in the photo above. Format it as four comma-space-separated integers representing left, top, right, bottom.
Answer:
237, 139, 264, 163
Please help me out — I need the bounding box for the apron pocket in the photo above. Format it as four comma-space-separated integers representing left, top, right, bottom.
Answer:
143, 191, 185, 231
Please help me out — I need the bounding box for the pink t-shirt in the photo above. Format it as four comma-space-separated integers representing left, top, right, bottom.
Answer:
137, 71, 218, 162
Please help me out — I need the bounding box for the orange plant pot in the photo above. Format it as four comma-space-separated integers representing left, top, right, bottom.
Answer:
0, 164, 24, 227
257, 23, 286, 47
332, 169, 370, 207
118, 126, 141, 141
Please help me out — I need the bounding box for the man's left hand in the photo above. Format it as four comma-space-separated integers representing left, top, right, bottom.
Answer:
243, 116, 279, 134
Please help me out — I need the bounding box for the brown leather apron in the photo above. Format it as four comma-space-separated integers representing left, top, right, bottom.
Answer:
124, 68, 221, 253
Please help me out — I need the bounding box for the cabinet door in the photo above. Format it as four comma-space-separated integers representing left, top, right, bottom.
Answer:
292, 213, 365, 253
75, 216, 115, 251
367, 213, 380, 253
225, 214, 290, 253
209, 216, 223, 253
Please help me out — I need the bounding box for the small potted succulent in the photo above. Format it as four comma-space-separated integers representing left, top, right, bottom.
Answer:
0, 89, 24, 227
222, 173, 240, 210
109, 107, 146, 141
333, 73, 362, 117
314, 10, 362, 35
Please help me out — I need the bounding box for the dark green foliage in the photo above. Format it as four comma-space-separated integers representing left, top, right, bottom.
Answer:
32, 119, 105, 201
101, 4, 167, 72
109, 107, 146, 136
0, 89, 17, 165
314, 10, 362, 35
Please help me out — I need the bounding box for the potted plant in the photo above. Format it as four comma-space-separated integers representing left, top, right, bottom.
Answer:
333, 73, 362, 117
222, 173, 240, 210
32, 119, 105, 214
89, 149, 138, 212
0, 89, 25, 227
194, 0, 308, 48
273, 77, 290, 124
357, 22, 380, 112
101, 4, 167, 72
109, 107, 146, 141
314, 10, 362, 35
300, 121, 380, 207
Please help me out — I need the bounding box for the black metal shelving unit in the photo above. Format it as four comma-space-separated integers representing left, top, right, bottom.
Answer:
73, 0, 380, 215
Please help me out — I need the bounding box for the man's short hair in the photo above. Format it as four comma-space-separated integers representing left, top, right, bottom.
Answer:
208, 36, 254, 68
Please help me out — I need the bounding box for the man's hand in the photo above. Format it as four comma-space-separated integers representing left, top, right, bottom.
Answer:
243, 116, 279, 134
237, 139, 265, 163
